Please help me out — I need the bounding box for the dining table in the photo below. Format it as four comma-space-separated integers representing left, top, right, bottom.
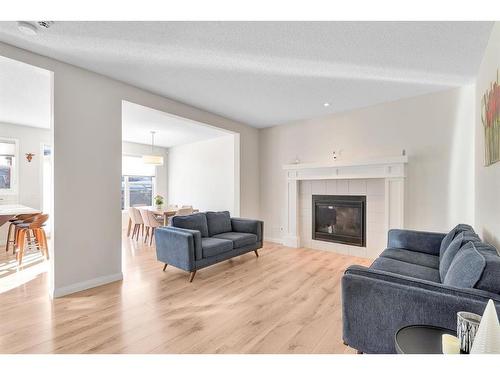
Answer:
0, 204, 41, 227
144, 206, 199, 226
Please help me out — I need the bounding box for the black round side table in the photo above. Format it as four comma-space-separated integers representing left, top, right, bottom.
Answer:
395, 325, 456, 354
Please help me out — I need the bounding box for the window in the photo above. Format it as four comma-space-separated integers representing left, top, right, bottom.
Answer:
121, 155, 156, 209
0, 139, 17, 193
128, 176, 154, 207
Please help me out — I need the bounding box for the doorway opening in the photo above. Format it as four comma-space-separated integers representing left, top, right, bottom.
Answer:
120, 100, 240, 268
0, 55, 54, 294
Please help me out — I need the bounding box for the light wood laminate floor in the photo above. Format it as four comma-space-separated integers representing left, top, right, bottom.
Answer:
0, 235, 371, 354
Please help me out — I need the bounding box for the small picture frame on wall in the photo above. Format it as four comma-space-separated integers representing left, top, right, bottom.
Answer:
481, 69, 500, 166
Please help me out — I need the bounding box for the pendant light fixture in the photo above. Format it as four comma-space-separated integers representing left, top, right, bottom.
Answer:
142, 131, 164, 166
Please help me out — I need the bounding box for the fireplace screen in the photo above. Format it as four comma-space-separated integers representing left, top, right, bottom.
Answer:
312, 195, 366, 247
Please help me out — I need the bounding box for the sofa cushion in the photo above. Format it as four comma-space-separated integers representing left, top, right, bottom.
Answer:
206, 211, 232, 236
370, 257, 441, 283
212, 232, 258, 248
443, 241, 486, 289
172, 213, 209, 237
439, 224, 475, 259
439, 231, 481, 281
201, 237, 234, 258
380, 248, 440, 269
473, 242, 500, 294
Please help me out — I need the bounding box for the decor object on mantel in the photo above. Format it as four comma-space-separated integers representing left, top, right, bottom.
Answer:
470, 299, 500, 354
457, 311, 481, 353
332, 149, 342, 160
142, 131, 164, 166
481, 69, 500, 166
154, 195, 164, 210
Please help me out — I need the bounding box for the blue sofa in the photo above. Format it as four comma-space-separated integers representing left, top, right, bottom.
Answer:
155, 211, 263, 282
342, 224, 500, 354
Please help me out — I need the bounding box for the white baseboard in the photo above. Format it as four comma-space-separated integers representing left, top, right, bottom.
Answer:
51, 272, 123, 298
264, 236, 283, 244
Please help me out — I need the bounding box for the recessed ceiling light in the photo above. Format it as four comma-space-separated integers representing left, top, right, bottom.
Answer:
17, 21, 38, 36
323, 102, 330, 107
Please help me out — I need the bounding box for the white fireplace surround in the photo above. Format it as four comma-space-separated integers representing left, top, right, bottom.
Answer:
282, 156, 408, 256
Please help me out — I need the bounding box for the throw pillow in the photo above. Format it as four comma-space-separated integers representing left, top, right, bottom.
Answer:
206, 211, 232, 236
443, 241, 486, 289
439, 231, 480, 281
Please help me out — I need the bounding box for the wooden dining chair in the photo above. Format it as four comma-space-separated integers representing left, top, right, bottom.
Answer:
5, 213, 39, 253
127, 207, 144, 241
15, 214, 49, 265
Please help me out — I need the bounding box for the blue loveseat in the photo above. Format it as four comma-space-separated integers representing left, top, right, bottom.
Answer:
342, 224, 500, 354
155, 211, 263, 282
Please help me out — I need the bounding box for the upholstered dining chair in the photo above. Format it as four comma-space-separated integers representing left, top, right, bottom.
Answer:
140, 209, 162, 246
176, 207, 194, 216
15, 213, 49, 265
127, 207, 144, 241
138, 209, 150, 243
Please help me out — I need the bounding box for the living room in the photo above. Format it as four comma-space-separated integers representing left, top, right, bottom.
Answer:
0, 1, 499, 373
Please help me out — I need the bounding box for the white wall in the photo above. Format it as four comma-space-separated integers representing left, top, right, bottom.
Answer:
259, 86, 475, 243
475, 22, 500, 249
0, 122, 51, 208
168, 135, 239, 215
0, 41, 260, 297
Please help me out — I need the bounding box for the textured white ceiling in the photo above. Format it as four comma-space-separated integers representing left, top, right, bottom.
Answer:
0, 54, 52, 129
0, 21, 493, 127
122, 101, 230, 148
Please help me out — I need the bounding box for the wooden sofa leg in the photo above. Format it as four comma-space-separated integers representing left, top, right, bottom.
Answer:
254, 250, 259, 257
163, 264, 168, 271
356, 350, 363, 354
189, 271, 197, 282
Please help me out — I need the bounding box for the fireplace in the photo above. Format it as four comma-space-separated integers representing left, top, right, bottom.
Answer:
312, 195, 366, 247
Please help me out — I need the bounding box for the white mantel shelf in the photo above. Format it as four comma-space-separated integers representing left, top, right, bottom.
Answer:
281, 156, 408, 249
283, 156, 408, 181
283, 156, 408, 170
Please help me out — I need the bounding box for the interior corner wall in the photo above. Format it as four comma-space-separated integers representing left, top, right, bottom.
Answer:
474, 22, 500, 249
167, 135, 237, 215
259, 86, 475, 243
0, 41, 259, 297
